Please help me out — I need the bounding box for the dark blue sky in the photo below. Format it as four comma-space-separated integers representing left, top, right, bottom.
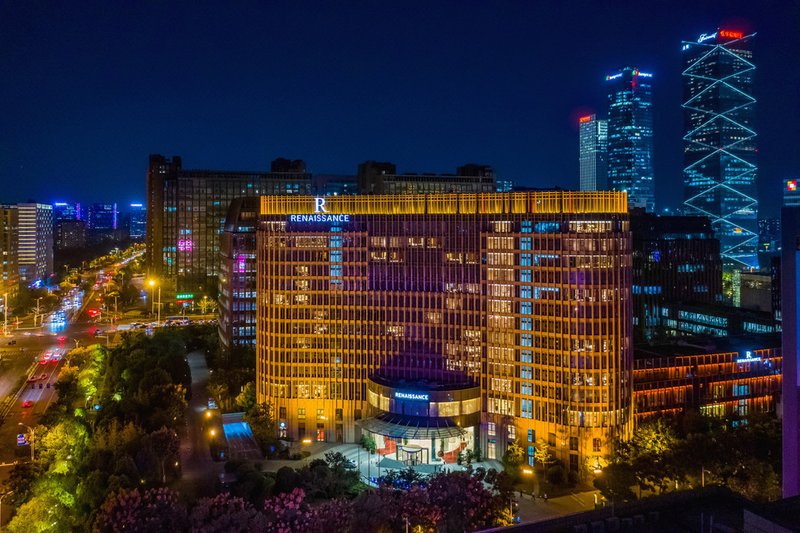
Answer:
1, 1, 797, 215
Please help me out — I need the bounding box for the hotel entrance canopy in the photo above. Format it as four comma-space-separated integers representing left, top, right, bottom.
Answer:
358, 412, 466, 440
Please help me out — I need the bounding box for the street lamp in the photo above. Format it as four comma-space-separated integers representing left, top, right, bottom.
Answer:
147, 279, 161, 326
18, 423, 34, 462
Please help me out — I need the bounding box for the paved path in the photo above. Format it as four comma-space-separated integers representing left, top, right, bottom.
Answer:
176, 350, 222, 500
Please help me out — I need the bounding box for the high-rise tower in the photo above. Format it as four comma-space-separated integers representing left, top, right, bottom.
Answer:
682, 29, 757, 270
606, 68, 655, 212
579, 114, 608, 191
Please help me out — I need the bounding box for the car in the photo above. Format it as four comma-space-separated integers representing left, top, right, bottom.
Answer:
7, 340, 16, 345
26, 377, 37, 383
40, 373, 47, 380
38, 358, 49, 365
21, 400, 33, 408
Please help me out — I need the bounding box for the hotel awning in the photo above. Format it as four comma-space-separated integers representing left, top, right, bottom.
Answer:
357, 412, 467, 440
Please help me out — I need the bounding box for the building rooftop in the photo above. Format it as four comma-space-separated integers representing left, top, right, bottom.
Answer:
635, 333, 780, 359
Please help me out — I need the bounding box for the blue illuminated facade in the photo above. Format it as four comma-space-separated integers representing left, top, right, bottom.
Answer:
606, 67, 655, 212
682, 30, 758, 270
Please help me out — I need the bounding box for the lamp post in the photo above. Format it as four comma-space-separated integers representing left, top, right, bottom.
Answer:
34, 297, 42, 327
157, 285, 161, 326
148, 279, 156, 318
0, 490, 13, 530
1, 292, 7, 336
18, 423, 34, 462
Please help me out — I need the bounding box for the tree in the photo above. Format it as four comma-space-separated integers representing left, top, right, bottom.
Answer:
534, 439, 556, 470
235, 382, 257, 412
502, 440, 525, 479
189, 493, 267, 532
262, 488, 311, 532
147, 426, 180, 483
93, 488, 187, 533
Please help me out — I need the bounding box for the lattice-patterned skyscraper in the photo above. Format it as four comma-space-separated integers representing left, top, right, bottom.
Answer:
682, 29, 757, 270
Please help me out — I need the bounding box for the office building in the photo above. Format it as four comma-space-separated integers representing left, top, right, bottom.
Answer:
0, 205, 18, 307
145, 155, 313, 294
758, 218, 781, 269
606, 68, 655, 211
312, 175, 358, 197
257, 191, 632, 473
682, 30, 758, 270
578, 114, 608, 192
17, 203, 53, 285
357, 161, 497, 195
782, 206, 800, 497
87, 203, 117, 230
52, 202, 81, 222
630, 209, 722, 342
634, 336, 781, 423
127, 203, 146, 239
785, 180, 800, 208
496, 179, 514, 193
658, 302, 777, 338
218, 197, 258, 350
54, 220, 86, 250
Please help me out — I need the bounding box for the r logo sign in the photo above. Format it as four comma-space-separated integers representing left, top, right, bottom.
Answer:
314, 197, 327, 213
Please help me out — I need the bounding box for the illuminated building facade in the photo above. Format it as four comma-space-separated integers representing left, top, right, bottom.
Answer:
257, 192, 633, 473
52, 202, 81, 222
682, 30, 758, 270
146, 155, 312, 294
127, 203, 146, 239
218, 197, 258, 349
17, 203, 52, 285
54, 220, 86, 250
0, 205, 18, 305
606, 68, 655, 212
579, 114, 608, 192
785, 180, 800, 208
630, 209, 722, 342
357, 162, 497, 195
634, 336, 781, 423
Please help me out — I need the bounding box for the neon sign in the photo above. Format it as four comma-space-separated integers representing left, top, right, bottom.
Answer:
605, 73, 622, 81
314, 197, 328, 213
579, 116, 592, 124
698, 32, 717, 43
719, 30, 743, 39
395, 391, 429, 401
289, 214, 350, 223
787, 180, 797, 192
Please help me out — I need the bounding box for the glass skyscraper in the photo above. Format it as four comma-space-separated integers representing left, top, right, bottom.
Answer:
682, 30, 757, 270
606, 67, 655, 212
579, 114, 608, 192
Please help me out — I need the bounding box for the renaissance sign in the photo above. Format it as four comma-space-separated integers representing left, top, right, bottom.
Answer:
395, 391, 429, 402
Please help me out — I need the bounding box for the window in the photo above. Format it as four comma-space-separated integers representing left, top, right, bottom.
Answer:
521, 399, 532, 419
548, 433, 556, 447
298, 408, 306, 420
569, 437, 578, 451
317, 409, 325, 420
527, 429, 535, 443
507, 425, 516, 440
279, 407, 287, 419
521, 382, 532, 396
528, 445, 536, 466
593, 438, 602, 453
521, 366, 532, 379
488, 422, 496, 436
335, 409, 343, 421
521, 318, 532, 331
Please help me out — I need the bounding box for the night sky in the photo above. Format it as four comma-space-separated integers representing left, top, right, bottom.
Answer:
1, 1, 797, 216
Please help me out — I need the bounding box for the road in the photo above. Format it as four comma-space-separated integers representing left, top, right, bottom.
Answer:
176, 350, 223, 500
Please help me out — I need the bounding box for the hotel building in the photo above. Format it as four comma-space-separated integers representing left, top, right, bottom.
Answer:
634, 336, 781, 423
357, 161, 497, 195
256, 191, 632, 473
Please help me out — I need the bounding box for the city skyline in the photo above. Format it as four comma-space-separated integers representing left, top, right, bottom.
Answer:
0, 2, 797, 215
